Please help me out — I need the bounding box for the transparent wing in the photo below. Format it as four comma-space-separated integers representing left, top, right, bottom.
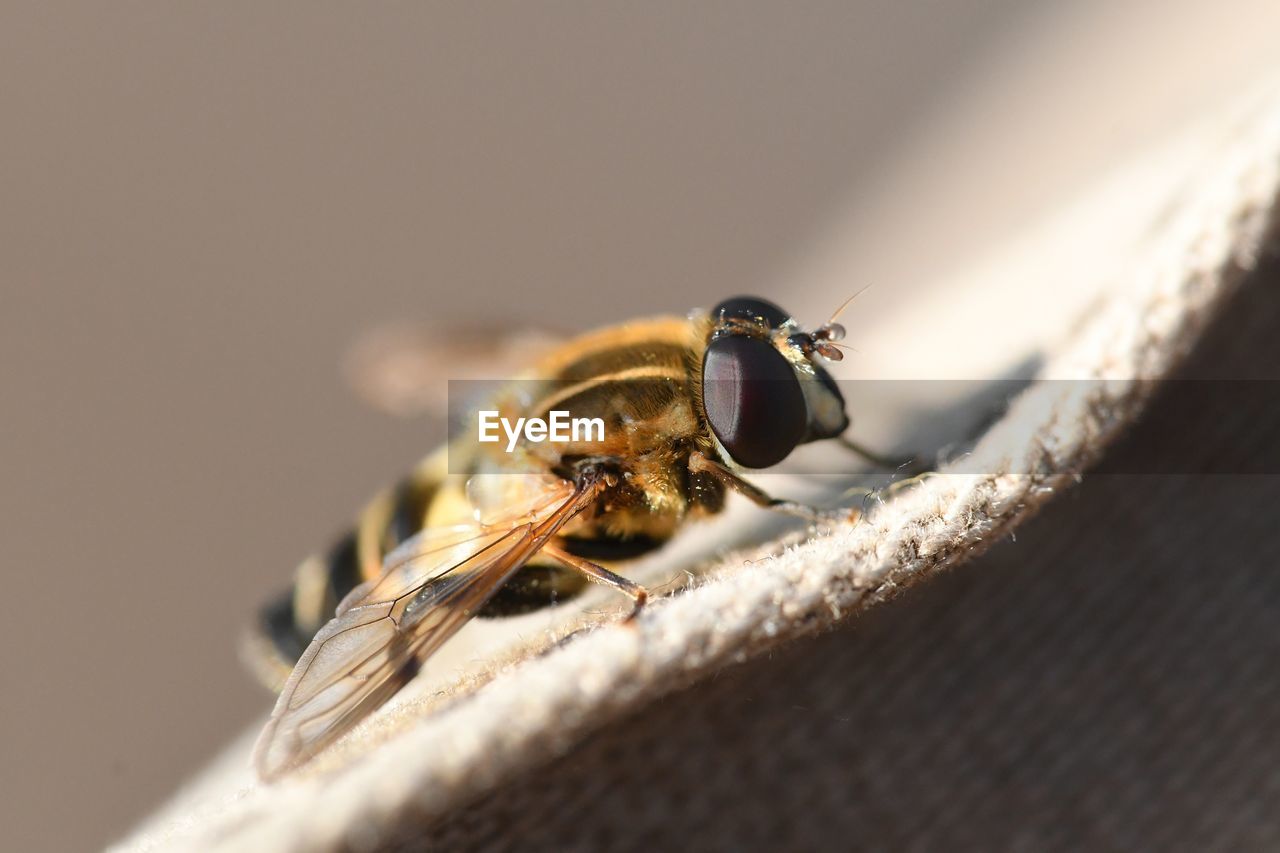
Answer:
253, 474, 599, 780
342, 323, 564, 417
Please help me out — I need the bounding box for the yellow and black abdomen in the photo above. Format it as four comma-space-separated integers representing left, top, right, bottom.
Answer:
248, 450, 449, 686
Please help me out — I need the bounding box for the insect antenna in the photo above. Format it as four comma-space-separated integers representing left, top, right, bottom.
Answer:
811, 285, 872, 352
826, 283, 873, 327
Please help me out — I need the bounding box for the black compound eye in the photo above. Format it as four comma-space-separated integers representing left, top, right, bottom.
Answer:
711, 296, 790, 328
702, 336, 807, 468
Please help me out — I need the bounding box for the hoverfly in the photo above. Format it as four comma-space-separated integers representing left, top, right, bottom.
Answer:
249, 295, 882, 780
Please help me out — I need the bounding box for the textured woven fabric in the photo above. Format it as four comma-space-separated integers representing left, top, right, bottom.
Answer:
113, 83, 1280, 853
422, 259, 1280, 852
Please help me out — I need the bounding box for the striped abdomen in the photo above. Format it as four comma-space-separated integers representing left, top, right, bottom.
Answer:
251, 453, 445, 685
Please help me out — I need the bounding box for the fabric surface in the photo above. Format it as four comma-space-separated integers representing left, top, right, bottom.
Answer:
424, 260, 1280, 852
115, 84, 1280, 853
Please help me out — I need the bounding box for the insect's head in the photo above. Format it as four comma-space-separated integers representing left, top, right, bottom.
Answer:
700, 296, 850, 469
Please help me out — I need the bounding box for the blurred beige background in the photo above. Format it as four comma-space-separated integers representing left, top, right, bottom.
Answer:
3, 3, 1279, 850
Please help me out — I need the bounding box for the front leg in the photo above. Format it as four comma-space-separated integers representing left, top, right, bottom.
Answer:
542, 543, 648, 620
688, 451, 861, 525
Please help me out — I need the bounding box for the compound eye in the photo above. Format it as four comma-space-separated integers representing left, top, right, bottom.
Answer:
702, 336, 807, 468
711, 296, 790, 328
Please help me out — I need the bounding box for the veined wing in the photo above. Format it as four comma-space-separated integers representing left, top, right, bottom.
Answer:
253, 473, 601, 780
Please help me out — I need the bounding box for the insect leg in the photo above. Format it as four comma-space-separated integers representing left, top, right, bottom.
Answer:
835, 435, 926, 475
688, 451, 860, 524
541, 542, 648, 620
